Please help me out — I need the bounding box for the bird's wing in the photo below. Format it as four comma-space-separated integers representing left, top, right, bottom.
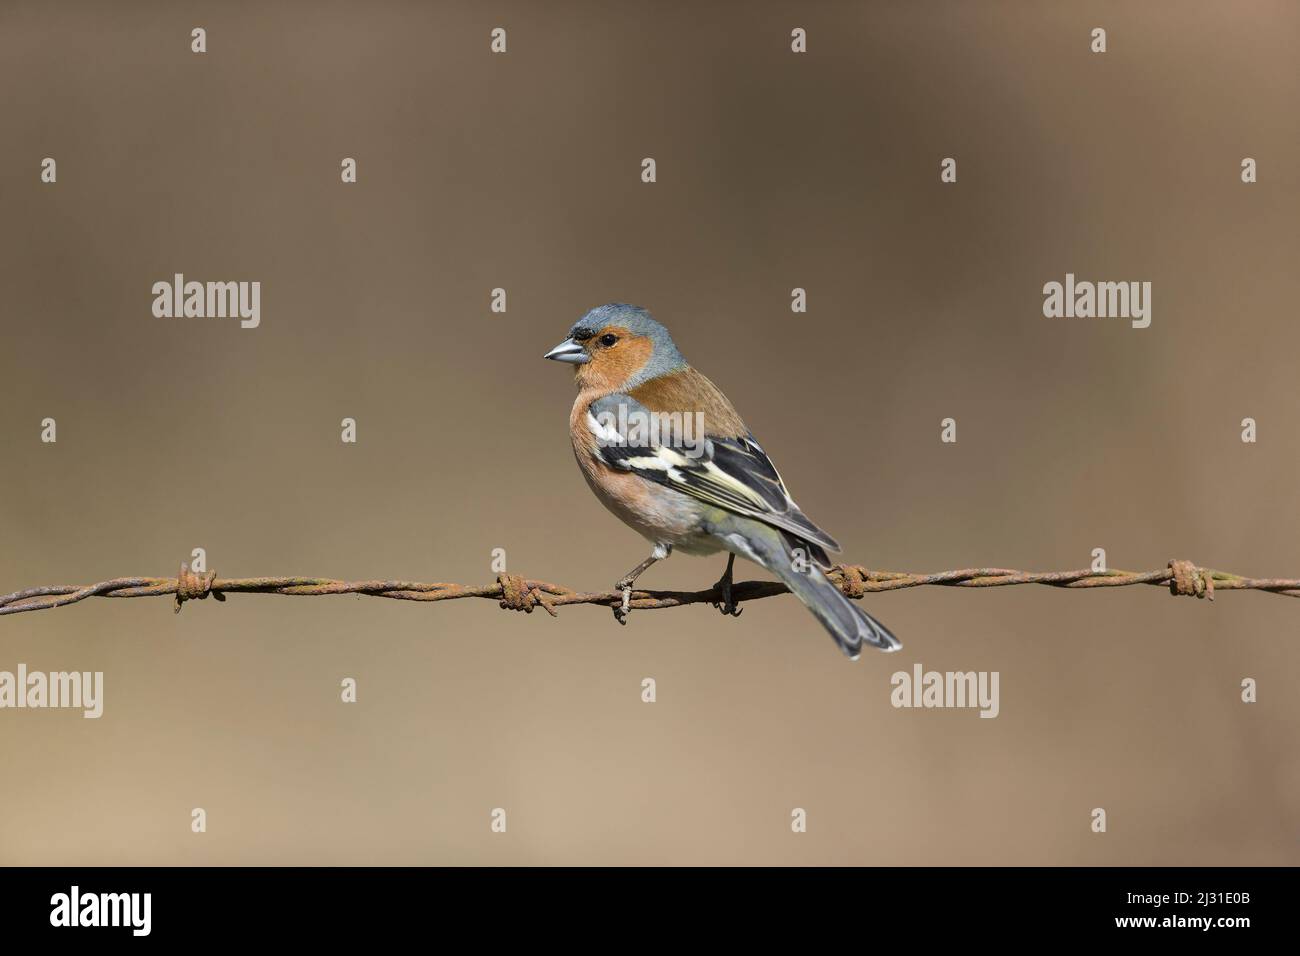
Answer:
586, 393, 841, 555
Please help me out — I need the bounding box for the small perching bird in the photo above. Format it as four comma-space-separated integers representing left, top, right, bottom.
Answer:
545, 303, 900, 658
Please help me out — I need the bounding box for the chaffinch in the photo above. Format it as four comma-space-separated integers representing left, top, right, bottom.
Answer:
545, 303, 900, 659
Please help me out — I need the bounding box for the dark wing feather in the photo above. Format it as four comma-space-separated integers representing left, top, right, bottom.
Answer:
587, 394, 841, 556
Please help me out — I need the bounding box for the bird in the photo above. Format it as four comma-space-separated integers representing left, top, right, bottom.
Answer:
544, 302, 900, 658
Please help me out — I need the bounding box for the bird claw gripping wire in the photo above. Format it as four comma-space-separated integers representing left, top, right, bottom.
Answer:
711, 594, 743, 618
710, 556, 743, 617
613, 586, 633, 625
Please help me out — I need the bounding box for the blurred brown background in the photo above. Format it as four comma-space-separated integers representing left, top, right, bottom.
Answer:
1, 0, 1297, 865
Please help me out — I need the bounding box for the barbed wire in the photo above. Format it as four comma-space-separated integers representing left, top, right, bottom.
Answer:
1, 559, 1297, 619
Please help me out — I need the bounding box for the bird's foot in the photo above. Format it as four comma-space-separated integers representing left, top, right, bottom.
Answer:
613, 579, 634, 625
711, 589, 743, 617
710, 561, 743, 618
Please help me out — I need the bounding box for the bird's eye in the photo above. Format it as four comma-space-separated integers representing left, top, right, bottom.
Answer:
599, 333, 618, 347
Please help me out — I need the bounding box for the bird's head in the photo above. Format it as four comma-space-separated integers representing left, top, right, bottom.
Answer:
544, 303, 686, 391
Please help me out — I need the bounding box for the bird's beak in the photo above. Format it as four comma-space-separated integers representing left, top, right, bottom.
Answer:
543, 337, 590, 364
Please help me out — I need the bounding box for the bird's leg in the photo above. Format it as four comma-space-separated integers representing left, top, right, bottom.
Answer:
613, 544, 670, 625
711, 553, 743, 617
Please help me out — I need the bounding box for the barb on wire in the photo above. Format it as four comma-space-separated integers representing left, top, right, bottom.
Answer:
2, 559, 1298, 619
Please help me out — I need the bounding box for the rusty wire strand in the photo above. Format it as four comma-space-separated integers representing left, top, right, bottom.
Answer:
1, 559, 1298, 619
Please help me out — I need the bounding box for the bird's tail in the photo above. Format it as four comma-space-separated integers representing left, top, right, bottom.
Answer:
737, 525, 901, 659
